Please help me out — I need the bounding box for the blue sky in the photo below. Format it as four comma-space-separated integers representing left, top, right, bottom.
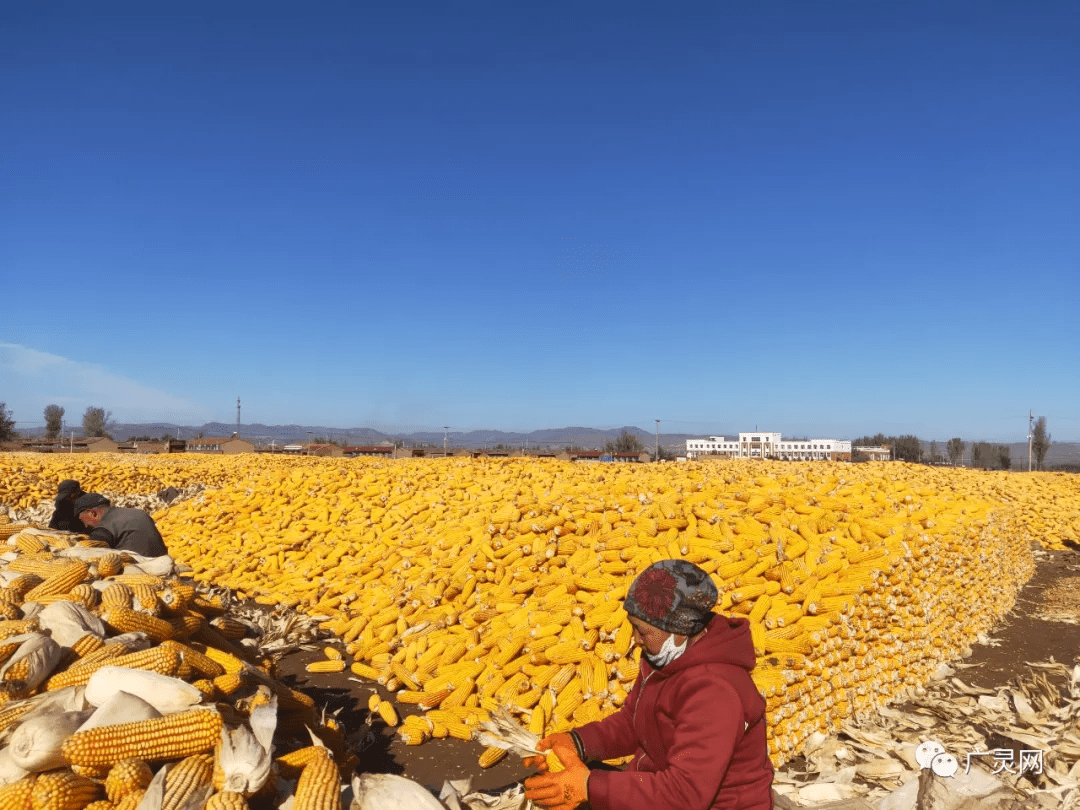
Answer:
2, 2, 1077, 442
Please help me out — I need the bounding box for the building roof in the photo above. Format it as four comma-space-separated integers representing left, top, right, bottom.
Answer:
188, 436, 253, 445
343, 446, 393, 453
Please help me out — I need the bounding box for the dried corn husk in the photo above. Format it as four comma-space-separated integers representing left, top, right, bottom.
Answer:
36, 600, 107, 647
77, 690, 162, 731
214, 698, 276, 796
350, 773, 446, 810
9, 708, 94, 771
0, 634, 62, 694
85, 667, 203, 714
474, 708, 541, 757
0, 748, 29, 786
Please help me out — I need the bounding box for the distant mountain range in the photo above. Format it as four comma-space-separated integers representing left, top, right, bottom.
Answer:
64, 421, 706, 453
22, 421, 1080, 466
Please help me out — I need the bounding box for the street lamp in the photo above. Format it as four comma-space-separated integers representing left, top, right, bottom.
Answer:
655, 419, 660, 462
443, 426, 449, 454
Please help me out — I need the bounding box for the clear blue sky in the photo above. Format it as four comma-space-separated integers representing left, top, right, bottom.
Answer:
3, 2, 1078, 442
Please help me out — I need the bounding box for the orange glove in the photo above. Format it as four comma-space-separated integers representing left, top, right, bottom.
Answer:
523, 732, 579, 773
524, 741, 590, 810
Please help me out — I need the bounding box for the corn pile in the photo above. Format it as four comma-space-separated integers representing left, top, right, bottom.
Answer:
3, 453, 1079, 770
0, 524, 355, 809
0, 455, 254, 514
150, 456, 1079, 766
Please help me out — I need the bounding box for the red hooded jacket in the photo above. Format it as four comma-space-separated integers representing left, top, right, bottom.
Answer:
575, 615, 774, 810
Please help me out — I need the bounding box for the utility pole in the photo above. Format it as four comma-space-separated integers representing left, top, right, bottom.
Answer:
1028, 410, 1034, 472
237, 398, 241, 437
655, 419, 660, 462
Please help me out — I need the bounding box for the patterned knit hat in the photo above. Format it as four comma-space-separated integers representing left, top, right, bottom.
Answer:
623, 559, 718, 636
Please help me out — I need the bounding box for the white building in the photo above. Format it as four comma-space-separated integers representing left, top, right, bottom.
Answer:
853, 445, 891, 461
686, 432, 852, 461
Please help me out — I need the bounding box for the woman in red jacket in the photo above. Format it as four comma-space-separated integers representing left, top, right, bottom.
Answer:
524, 559, 774, 810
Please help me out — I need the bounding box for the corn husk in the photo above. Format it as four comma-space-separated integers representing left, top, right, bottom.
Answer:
9, 708, 94, 771
0, 747, 30, 786
474, 708, 541, 757
36, 600, 107, 647
349, 773, 447, 810
85, 667, 203, 714
0, 634, 62, 694
77, 690, 162, 731
215, 697, 277, 796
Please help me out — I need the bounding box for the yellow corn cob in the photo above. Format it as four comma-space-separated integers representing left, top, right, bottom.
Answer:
161, 754, 213, 810
24, 560, 90, 602
209, 618, 247, 641
101, 584, 133, 611
70, 764, 111, 781
204, 793, 248, 810
0, 701, 36, 735
61, 709, 224, 767
15, 534, 49, 555
48, 644, 179, 691
83, 801, 113, 810
349, 662, 381, 681
6, 556, 59, 577
160, 641, 226, 679
0, 621, 39, 643
96, 553, 123, 578
0, 776, 36, 810
113, 795, 142, 810
211, 673, 245, 696
276, 746, 331, 775
376, 700, 398, 727
196, 646, 246, 675
100, 607, 174, 643
131, 585, 161, 616
157, 586, 196, 620
397, 726, 429, 745
2, 659, 31, 684
478, 747, 507, 768
29, 770, 100, 810
292, 748, 340, 810
305, 660, 345, 674
69, 584, 99, 610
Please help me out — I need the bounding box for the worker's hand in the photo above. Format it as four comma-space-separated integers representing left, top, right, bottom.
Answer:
524, 744, 589, 810
522, 732, 578, 772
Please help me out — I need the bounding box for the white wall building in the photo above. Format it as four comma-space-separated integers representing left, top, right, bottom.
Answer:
686, 432, 852, 461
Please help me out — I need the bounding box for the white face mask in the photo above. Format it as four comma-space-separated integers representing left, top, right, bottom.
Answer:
643, 633, 687, 668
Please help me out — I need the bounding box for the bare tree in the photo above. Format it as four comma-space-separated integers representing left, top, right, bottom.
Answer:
946, 438, 965, 465
1032, 417, 1051, 470
605, 430, 644, 454
82, 406, 113, 438
44, 404, 65, 439
0, 403, 14, 442
996, 444, 1012, 471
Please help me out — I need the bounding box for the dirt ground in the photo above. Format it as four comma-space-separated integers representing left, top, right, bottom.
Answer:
273, 544, 1080, 797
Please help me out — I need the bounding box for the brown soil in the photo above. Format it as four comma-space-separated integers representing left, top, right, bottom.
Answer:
273, 545, 1080, 796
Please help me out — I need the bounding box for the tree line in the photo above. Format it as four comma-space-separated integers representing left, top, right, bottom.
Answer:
0, 403, 114, 443
852, 416, 1053, 470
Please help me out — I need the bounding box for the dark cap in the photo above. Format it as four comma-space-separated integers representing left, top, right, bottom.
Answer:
623, 559, 718, 636
73, 493, 111, 516
57, 480, 83, 499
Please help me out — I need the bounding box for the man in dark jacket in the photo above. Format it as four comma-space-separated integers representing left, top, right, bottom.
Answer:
48, 479, 87, 533
73, 493, 168, 557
